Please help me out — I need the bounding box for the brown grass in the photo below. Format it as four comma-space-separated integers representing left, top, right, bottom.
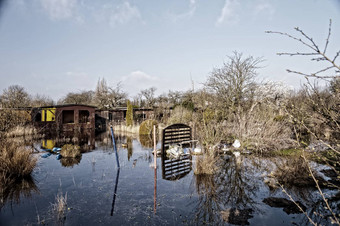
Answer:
194, 153, 218, 175
228, 107, 296, 152
51, 192, 67, 223
60, 144, 81, 158
0, 140, 37, 179
5, 125, 37, 138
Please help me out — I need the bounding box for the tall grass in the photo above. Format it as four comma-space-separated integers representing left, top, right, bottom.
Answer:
51, 192, 68, 224
194, 153, 218, 175
0, 140, 37, 179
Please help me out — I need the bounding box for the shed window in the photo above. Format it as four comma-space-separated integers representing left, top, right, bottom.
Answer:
62, 110, 74, 123
79, 110, 90, 123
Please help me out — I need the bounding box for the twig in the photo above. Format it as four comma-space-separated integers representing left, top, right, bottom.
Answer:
279, 183, 317, 226
323, 19, 332, 55
301, 153, 339, 225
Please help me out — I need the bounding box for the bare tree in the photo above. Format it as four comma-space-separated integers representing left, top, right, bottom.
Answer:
31, 94, 54, 107
139, 87, 156, 108
59, 90, 94, 105
107, 82, 127, 107
94, 78, 110, 108
0, 85, 31, 108
205, 51, 263, 118
94, 78, 127, 109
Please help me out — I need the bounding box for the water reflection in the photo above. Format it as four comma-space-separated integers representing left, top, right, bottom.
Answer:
110, 168, 120, 216
193, 155, 260, 225
127, 137, 133, 161
139, 134, 159, 149
0, 176, 38, 211
41, 130, 95, 152
60, 155, 82, 167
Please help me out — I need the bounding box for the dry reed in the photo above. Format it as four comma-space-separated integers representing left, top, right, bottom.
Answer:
60, 144, 81, 158
51, 192, 68, 223
0, 140, 37, 179
194, 153, 218, 175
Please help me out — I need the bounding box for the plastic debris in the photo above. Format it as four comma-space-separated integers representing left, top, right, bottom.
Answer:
232, 140, 241, 149
41, 153, 52, 158
52, 147, 61, 153
56, 154, 62, 160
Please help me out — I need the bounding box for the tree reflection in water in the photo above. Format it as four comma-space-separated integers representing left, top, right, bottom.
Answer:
192, 155, 262, 225
0, 175, 38, 211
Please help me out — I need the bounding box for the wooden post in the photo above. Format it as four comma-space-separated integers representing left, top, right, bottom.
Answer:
153, 125, 157, 169
153, 125, 157, 214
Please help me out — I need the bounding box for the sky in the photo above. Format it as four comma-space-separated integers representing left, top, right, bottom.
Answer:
0, 0, 340, 101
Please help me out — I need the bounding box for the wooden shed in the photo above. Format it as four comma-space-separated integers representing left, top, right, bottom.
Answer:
33, 104, 96, 133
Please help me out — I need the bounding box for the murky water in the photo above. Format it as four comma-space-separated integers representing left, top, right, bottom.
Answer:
0, 132, 338, 225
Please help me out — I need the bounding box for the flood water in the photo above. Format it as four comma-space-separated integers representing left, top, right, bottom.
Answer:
0, 131, 338, 225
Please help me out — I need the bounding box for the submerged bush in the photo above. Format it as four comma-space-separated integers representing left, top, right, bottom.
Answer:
139, 119, 158, 135
60, 155, 82, 167
61, 144, 81, 158
0, 140, 37, 179
194, 153, 218, 175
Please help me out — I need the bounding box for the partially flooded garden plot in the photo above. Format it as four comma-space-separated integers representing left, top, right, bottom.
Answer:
0, 134, 339, 225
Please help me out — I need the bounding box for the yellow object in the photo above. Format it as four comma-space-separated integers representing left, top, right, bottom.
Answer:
42, 139, 55, 150
42, 108, 56, 121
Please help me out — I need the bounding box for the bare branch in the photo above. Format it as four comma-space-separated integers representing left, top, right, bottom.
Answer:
295, 27, 320, 53
333, 50, 340, 63
265, 31, 317, 52
302, 154, 339, 225
277, 52, 319, 56
323, 19, 332, 54
286, 69, 337, 79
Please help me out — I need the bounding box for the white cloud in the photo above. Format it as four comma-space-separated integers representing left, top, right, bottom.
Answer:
97, 2, 142, 27
253, 2, 275, 17
37, 1, 142, 26
168, 0, 197, 22
121, 71, 160, 96
39, 0, 77, 20
216, 0, 240, 26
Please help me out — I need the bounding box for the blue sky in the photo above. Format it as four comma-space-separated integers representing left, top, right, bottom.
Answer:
0, 0, 340, 101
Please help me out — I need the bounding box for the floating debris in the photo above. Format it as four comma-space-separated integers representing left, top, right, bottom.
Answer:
41, 152, 52, 158
232, 139, 241, 149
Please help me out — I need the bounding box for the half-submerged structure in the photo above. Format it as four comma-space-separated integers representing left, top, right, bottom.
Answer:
32, 104, 97, 133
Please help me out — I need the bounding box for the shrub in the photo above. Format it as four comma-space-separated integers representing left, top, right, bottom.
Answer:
167, 105, 193, 125
60, 144, 81, 158
0, 140, 37, 179
194, 153, 218, 175
139, 119, 158, 135
60, 156, 82, 167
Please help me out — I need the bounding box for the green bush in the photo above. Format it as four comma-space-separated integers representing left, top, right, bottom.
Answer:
139, 119, 158, 135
